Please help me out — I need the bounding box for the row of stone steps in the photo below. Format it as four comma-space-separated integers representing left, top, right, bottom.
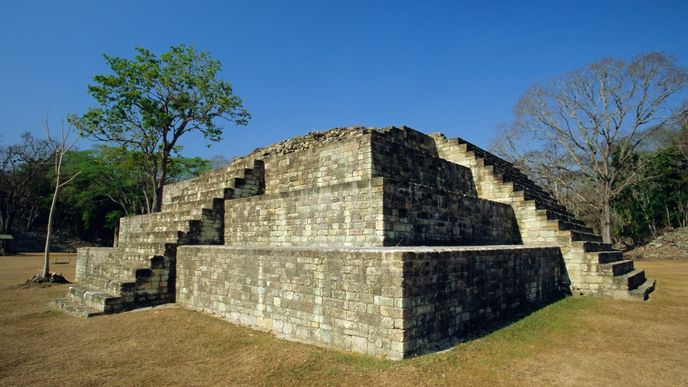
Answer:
431, 133, 655, 301
459, 141, 587, 226
483, 164, 568, 213
162, 160, 263, 207
53, 252, 174, 317
57, 162, 265, 317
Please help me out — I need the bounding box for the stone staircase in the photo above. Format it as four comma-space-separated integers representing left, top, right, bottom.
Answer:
54, 160, 265, 317
431, 134, 656, 301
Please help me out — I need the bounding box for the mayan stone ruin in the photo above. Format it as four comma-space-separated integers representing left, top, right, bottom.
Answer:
55, 126, 656, 359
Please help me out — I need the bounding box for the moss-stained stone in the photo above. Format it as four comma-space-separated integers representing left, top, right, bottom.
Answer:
62, 125, 654, 355
176, 245, 565, 360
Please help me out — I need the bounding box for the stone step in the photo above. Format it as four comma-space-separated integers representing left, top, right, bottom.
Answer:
565, 229, 603, 242
168, 192, 223, 206
125, 218, 194, 231
160, 160, 262, 207
597, 251, 624, 264
531, 208, 583, 226
80, 273, 138, 294
478, 159, 559, 199
119, 229, 187, 242
120, 246, 168, 258
491, 166, 535, 186
611, 269, 646, 291
556, 220, 594, 234
533, 203, 577, 223
518, 202, 581, 231
575, 241, 613, 253
64, 284, 170, 317
118, 241, 178, 253
628, 278, 656, 301
600, 259, 634, 276
459, 140, 602, 243
482, 165, 536, 187
67, 285, 123, 313
51, 299, 104, 318
119, 237, 180, 248
119, 230, 185, 244
172, 179, 232, 193
457, 139, 584, 223
167, 175, 251, 204
87, 264, 151, 284
520, 185, 563, 205
162, 200, 217, 214
90, 254, 167, 274
91, 263, 152, 281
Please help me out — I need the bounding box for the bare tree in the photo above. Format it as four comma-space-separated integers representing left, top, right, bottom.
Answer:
42, 120, 80, 280
493, 52, 688, 243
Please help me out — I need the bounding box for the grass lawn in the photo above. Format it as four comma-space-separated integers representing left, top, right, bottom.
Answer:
1, 253, 686, 386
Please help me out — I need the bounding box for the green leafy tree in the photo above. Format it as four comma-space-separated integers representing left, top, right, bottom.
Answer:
72, 45, 250, 212
61, 146, 212, 242
614, 121, 688, 245
64, 146, 154, 216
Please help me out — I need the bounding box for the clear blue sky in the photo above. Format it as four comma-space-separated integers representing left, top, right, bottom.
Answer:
1, 0, 687, 159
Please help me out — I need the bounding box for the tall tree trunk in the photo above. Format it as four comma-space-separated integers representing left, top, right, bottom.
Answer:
601, 197, 613, 244
152, 154, 169, 213
152, 184, 163, 213
0, 209, 6, 234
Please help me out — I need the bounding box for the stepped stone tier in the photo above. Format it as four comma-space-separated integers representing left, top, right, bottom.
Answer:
55, 125, 655, 359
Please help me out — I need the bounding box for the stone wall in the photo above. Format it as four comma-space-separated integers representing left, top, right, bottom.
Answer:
259, 127, 477, 197
382, 179, 522, 246
224, 176, 520, 248
176, 245, 564, 359
370, 131, 476, 197
401, 246, 563, 355
374, 126, 438, 155
177, 246, 406, 358
75, 247, 120, 282
225, 178, 386, 247
223, 126, 517, 247
263, 135, 372, 194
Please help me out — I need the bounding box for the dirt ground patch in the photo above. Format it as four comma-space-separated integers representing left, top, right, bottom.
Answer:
1, 254, 686, 386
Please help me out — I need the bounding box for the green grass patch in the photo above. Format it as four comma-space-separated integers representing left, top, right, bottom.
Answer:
411, 296, 601, 370
487, 296, 600, 343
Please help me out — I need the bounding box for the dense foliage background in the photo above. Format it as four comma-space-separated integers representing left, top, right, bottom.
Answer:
0, 140, 214, 250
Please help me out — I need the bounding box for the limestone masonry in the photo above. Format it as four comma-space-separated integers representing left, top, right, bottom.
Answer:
55, 126, 656, 359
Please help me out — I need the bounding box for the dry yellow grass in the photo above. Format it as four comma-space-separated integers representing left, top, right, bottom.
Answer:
1, 253, 686, 386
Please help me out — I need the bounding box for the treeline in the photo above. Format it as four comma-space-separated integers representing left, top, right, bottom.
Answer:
613, 123, 688, 244
0, 134, 217, 247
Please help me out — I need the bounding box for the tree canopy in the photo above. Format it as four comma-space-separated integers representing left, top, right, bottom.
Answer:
72, 44, 250, 212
